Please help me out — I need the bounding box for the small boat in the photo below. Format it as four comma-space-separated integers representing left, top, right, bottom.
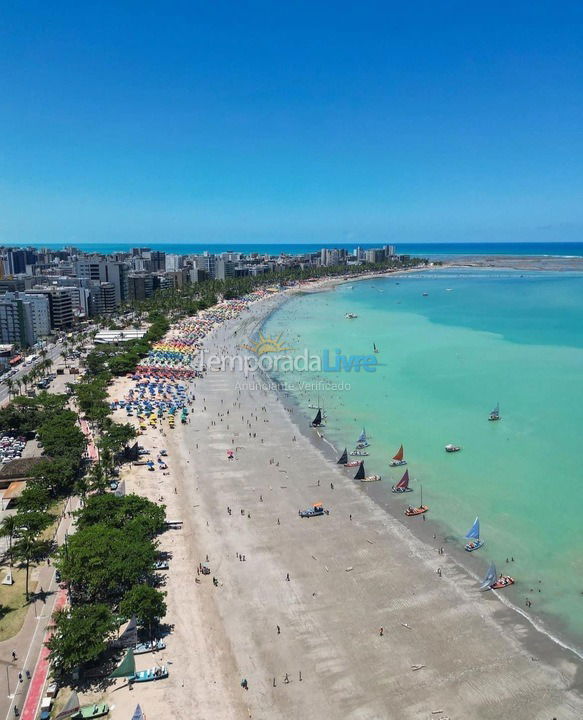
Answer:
349, 449, 369, 456
422, 292, 428, 296
133, 640, 166, 655
299, 502, 329, 518
74, 703, 110, 719
488, 403, 501, 422
344, 460, 361, 468
354, 461, 381, 483
356, 428, 369, 448
389, 444, 406, 467
310, 409, 325, 428
479, 562, 514, 591
131, 666, 169, 683
345, 313, 358, 319
373, 343, 379, 354
404, 485, 428, 516
445, 444, 461, 453
464, 516, 484, 552
391, 469, 413, 493
337, 448, 348, 464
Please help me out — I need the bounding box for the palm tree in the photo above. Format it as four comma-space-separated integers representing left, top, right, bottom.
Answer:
0, 515, 19, 566
13, 532, 46, 600
21, 373, 30, 392
5, 378, 14, 399
14, 378, 22, 396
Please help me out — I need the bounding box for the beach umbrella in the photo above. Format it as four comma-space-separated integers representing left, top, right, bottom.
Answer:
131, 705, 144, 720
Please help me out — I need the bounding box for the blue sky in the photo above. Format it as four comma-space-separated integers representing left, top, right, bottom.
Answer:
1, 1, 583, 245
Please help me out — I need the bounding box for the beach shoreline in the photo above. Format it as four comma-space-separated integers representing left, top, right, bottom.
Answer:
100, 283, 583, 719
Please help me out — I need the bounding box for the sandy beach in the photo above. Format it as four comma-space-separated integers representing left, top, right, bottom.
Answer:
104, 290, 583, 720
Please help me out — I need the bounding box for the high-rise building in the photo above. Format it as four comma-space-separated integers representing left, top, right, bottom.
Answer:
5, 250, 27, 275
128, 272, 154, 302
0, 292, 51, 347
215, 259, 235, 280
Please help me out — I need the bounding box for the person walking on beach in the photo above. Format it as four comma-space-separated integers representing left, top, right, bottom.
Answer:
379, 627, 384, 637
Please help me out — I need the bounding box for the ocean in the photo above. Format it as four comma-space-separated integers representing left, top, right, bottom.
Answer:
261, 268, 583, 652
23, 241, 583, 258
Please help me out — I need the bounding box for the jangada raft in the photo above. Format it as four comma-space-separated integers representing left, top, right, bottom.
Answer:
310, 408, 325, 428
464, 516, 484, 552
337, 448, 361, 468
488, 402, 501, 422
404, 485, 428, 516
389, 444, 406, 467
480, 562, 514, 590
354, 461, 381, 483
355, 428, 369, 448
392, 469, 413, 493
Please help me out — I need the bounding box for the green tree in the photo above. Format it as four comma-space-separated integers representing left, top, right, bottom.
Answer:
13, 514, 52, 599
57, 524, 157, 604
75, 494, 166, 539
17, 483, 51, 513
46, 604, 116, 676
120, 585, 167, 640
0, 515, 19, 566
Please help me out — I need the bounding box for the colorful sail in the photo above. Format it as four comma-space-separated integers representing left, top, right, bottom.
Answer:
357, 428, 367, 444
337, 448, 348, 464
395, 469, 410, 490
480, 562, 497, 590
465, 516, 480, 541
354, 462, 365, 481
109, 648, 136, 679
392, 444, 404, 461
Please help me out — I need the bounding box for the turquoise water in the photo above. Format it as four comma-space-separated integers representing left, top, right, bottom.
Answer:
262, 269, 583, 648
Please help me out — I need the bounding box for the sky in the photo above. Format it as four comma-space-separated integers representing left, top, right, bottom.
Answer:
1, 1, 583, 246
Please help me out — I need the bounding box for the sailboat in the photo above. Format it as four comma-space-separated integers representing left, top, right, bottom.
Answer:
391, 469, 412, 493
389, 444, 406, 467
488, 403, 500, 421
373, 343, 379, 354
356, 428, 369, 448
310, 409, 324, 427
337, 448, 348, 464
480, 562, 514, 590
464, 516, 484, 552
354, 461, 381, 483
404, 484, 428, 516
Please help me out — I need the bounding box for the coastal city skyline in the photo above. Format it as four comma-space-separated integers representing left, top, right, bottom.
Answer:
0, 4, 582, 720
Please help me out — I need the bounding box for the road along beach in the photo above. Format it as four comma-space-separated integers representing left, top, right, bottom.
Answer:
106, 288, 583, 719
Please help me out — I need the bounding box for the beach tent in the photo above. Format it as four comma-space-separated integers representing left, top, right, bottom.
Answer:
131, 704, 144, 720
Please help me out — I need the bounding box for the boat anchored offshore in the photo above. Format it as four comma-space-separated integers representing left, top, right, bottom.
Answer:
356, 428, 370, 448
373, 343, 379, 354
488, 403, 501, 421
389, 444, 406, 467
480, 562, 514, 590
404, 485, 428, 516
310, 409, 325, 427
464, 516, 484, 552
445, 444, 461, 453
350, 449, 369, 456
345, 313, 358, 319
392, 469, 413, 493
354, 461, 381, 483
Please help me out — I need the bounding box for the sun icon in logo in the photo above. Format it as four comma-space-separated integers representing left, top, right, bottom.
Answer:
241, 332, 294, 356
